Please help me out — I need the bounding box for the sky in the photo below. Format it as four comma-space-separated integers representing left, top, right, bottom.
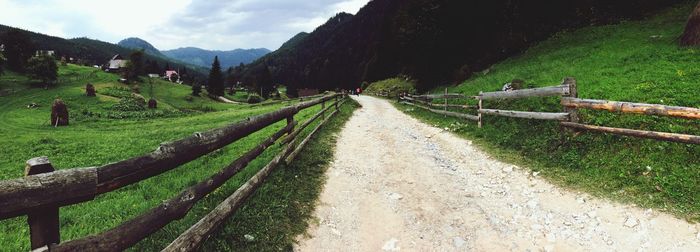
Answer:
0, 0, 369, 51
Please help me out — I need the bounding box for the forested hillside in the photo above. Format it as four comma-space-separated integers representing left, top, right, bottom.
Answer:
244, 0, 685, 92
0, 25, 207, 81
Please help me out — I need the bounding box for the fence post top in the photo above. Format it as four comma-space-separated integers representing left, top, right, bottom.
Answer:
25, 157, 54, 176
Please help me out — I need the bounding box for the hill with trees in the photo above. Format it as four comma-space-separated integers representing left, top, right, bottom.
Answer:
0, 24, 208, 83
117, 37, 167, 58
242, 0, 685, 93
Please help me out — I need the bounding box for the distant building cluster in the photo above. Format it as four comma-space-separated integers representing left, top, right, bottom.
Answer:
107, 54, 128, 72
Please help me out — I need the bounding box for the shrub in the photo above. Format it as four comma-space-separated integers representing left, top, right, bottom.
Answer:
112, 96, 146, 112
102, 87, 132, 98
365, 77, 417, 97
247, 94, 263, 104
131, 84, 140, 94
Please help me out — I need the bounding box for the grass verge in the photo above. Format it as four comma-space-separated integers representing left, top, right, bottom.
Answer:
199, 99, 360, 251
390, 2, 700, 222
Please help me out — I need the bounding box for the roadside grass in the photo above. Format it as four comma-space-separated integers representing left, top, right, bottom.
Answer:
0, 63, 356, 251
393, 2, 700, 221
200, 99, 360, 251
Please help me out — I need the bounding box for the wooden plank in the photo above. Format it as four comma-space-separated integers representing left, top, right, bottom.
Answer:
281, 99, 339, 144
414, 93, 467, 99
162, 131, 301, 252
561, 97, 700, 120
479, 109, 570, 121
478, 94, 483, 128
560, 122, 700, 145
402, 96, 474, 109
0, 167, 97, 220
401, 101, 479, 121
478, 85, 569, 100
285, 98, 346, 164
50, 123, 297, 252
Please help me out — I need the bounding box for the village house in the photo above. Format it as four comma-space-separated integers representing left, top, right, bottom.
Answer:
35, 50, 55, 57
164, 70, 179, 82
106, 54, 128, 72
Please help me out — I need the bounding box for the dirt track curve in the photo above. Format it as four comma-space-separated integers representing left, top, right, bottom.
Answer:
295, 95, 700, 252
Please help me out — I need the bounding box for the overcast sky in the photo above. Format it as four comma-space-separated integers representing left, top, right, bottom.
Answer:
0, 0, 369, 51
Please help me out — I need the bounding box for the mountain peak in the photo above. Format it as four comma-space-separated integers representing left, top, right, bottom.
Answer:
117, 37, 162, 56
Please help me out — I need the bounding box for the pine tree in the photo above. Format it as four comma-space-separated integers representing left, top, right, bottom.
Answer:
0, 28, 36, 72
207, 56, 224, 96
192, 82, 202, 96
0, 51, 5, 76
26, 55, 58, 87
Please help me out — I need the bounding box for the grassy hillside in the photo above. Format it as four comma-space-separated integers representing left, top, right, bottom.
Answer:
0, 64, 357, 250
395, 2, 700, 220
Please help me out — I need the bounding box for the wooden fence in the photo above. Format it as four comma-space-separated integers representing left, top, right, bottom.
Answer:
0, 93, 348, 251
398, 77, 700, 145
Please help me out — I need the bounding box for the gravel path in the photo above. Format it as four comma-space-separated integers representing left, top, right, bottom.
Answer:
295, 95, 700, 251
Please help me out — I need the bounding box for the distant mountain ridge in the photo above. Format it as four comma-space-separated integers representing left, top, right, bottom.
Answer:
161, 47, 271, 69
117, 37, 270, 69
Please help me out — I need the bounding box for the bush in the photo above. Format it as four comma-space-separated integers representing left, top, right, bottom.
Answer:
102, 87, 132, 98
112, 96, 146, 112
247, 94, 263, 104
365, 77, 417, 97
131, 84, 140, 94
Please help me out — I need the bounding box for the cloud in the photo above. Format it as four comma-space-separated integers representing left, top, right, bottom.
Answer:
142, 0, 369, 50
0, 0, 369, 51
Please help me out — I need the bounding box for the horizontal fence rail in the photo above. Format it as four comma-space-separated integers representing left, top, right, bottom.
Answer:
397, 77, 699, 144
561, 97, 700, 120
478, 85, 569, 100
479, 109, 570, 121
561, 122, 700, 145
0, 93, 348, 251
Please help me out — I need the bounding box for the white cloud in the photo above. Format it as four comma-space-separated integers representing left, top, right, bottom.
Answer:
0, 0, 370, 50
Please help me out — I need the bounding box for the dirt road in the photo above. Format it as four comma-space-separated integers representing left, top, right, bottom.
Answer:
295, 95, 700, 251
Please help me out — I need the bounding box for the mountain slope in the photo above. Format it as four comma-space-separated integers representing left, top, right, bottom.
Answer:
278, 32, 309, 51
243, 0, 685, 92
117, 37, 166, 57
162, 47, 270, 69
0, 24, 208, 80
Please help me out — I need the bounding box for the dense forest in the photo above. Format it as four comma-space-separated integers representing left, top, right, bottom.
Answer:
243, 0, 685, 92
0, 24, 208, 82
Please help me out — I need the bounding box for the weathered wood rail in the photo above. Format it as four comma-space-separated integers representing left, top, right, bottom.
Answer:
398, 77, 700, 145
0, 93, 348, 251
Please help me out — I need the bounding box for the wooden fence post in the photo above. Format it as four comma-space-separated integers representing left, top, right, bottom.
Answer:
444, 88, 448, 117
25, 157, 60, 250
478, 92, 483, 128
286, 115, 295, 135
335, 95, 339, 111
321, 100, 326, 119
563, 77, 579, 123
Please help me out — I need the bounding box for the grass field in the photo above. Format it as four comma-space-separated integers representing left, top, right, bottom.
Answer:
0, 64, 358, 250
392, 2, 700, 221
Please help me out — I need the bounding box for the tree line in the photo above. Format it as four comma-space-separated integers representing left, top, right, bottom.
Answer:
241, 0, 690, 93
